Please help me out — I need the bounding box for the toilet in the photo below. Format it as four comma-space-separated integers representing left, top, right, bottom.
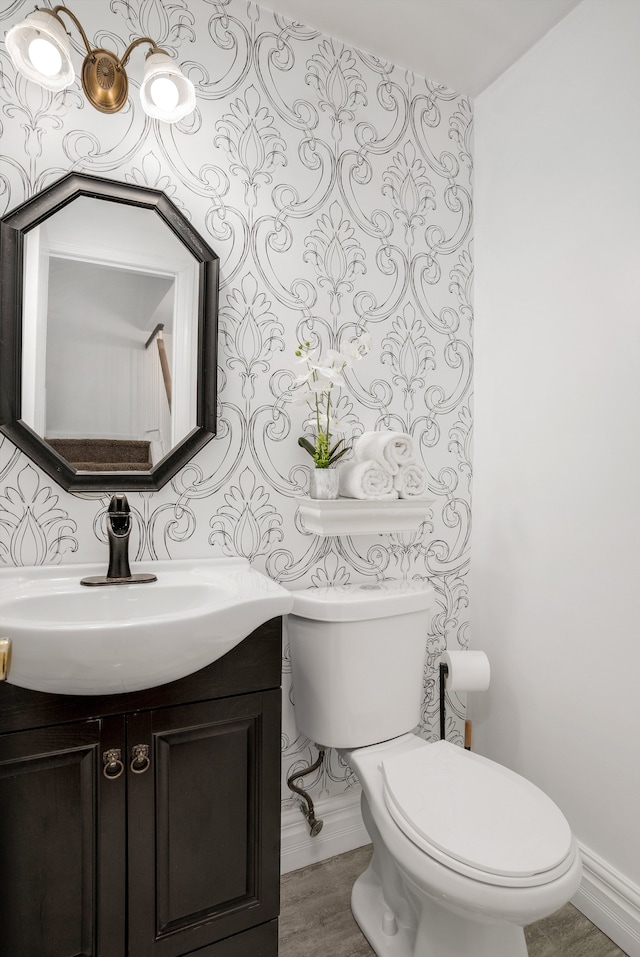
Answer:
287, 581, 582, 957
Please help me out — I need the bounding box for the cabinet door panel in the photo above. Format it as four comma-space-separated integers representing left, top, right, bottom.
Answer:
156, 715, 252, 925
127, 691, 281, 957
0, 719, 126, 957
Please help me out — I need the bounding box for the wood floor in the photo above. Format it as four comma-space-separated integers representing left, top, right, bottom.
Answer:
280, 845, 628, 957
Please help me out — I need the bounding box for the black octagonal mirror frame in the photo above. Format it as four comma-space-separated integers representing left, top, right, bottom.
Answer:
0, 172, 219, 492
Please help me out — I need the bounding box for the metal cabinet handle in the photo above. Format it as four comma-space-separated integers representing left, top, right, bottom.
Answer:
130, 744, 151, 774
103, 748, 125, 780
0, 638, 11, 681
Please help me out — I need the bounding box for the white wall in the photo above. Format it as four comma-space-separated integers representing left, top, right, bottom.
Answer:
45, 260, 170, 440
473, 1, 640, 952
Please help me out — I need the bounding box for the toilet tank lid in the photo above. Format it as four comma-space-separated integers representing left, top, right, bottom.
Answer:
289, 581, 435, 622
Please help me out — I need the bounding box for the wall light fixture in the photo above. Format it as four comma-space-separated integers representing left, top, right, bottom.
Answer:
6, 6, 196, 123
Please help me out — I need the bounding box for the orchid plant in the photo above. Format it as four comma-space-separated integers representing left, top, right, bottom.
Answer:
292, 333, 371, 468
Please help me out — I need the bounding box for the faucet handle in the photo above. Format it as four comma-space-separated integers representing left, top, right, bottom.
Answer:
107, 494, 131, 538
108, 493, 130, 514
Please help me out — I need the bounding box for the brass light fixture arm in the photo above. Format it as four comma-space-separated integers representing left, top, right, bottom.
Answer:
120, 36, 168, 69
41, 5, 94, 57
39, 6, 167, 69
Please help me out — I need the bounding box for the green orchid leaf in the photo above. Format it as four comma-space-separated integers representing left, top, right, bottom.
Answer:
327, 446, 350, 465
298, 437, 317, 458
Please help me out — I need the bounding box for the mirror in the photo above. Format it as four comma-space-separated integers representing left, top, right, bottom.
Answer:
0, 173, 219, 491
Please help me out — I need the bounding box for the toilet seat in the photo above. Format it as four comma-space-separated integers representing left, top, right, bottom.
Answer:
381, 740, 575, 888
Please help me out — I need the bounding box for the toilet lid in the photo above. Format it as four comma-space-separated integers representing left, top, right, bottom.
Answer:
381, 741, 573, 879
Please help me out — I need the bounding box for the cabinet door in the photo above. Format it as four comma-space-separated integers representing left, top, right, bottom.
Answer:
0, 716, 126, 957
127, 691, 281, 957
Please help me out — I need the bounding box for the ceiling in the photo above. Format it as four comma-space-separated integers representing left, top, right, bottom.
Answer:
258, 0, 582, 97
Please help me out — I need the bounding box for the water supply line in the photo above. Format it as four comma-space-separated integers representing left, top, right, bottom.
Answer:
287, 749, 325, 837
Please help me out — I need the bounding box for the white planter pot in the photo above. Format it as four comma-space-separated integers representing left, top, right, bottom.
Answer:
309, 468, 339, 500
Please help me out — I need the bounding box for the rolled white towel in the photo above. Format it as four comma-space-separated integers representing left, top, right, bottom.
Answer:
354, 431, 414, 475
394, 463, 428, 499
338, 460, 398, 500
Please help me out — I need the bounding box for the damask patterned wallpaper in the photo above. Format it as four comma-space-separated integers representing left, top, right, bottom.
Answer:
0, 0, 473, 808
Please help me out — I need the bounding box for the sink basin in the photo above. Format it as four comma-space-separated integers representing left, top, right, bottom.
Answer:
0, 558, 293, 696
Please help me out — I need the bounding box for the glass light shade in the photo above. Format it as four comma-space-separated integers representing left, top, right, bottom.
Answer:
140, 53, 195, 123
5, 10, 74, 92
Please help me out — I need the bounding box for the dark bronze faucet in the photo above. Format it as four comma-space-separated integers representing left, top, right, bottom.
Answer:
81, 494, 157, 586
106, 493, 133, 579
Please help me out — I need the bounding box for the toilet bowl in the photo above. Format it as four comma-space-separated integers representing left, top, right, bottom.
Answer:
288, 581, 582, 957
345, 735, 582, 957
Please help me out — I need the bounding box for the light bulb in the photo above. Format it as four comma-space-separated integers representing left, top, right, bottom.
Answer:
28, 36, 62, 77
149, 76, 180, 111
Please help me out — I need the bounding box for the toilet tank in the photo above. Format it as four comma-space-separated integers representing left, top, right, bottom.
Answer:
288, 581, 435, 749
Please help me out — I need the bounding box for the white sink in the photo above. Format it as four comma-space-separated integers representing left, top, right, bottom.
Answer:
0, 558, 293, 696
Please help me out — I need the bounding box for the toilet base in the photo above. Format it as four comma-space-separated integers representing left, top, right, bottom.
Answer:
352, 861, 529, 957
352, 865, 415, 955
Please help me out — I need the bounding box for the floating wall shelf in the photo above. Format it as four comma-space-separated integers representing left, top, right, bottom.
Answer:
295, 497, 435, 537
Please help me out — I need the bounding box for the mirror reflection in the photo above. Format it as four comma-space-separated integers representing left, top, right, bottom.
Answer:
22, 197, 199, 472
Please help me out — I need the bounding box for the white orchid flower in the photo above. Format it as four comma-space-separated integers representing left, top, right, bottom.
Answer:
304, 412, 348, 433
325, 349, 349, 369
342, 332, 372, 363
338, 345, 358, 366
289, 390, 317, 406
304, 412, 328, 431
328, 413, 349, 432
293, 369, 314, 386
309, 359, 345, 384
308, 374, 342, 392
356, 332, 372, 353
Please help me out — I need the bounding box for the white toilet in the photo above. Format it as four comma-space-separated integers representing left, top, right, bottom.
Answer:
288, 581, 582, 957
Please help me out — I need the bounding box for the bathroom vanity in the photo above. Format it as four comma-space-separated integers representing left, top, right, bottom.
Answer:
0, 617, 282, 957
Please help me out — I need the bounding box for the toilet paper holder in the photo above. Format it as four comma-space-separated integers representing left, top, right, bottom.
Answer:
439, 661, 450, 742
439, 649, 491, 749
439, 662, 473, 750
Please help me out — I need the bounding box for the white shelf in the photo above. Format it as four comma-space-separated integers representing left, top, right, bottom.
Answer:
295, 497, 435, 536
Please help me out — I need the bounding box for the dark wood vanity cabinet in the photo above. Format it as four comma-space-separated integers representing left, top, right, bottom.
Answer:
0, 619, 282, 957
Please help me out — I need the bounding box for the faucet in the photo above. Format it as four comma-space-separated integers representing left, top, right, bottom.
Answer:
106, 493, 133, 579
81, 494, 157, 586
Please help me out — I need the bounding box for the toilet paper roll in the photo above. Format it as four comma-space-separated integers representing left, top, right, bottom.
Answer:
441, 650, 490, 692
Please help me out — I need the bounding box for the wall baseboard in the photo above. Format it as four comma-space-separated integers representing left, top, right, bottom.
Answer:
573, 843, 640, 957
281, 789, 370, 875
